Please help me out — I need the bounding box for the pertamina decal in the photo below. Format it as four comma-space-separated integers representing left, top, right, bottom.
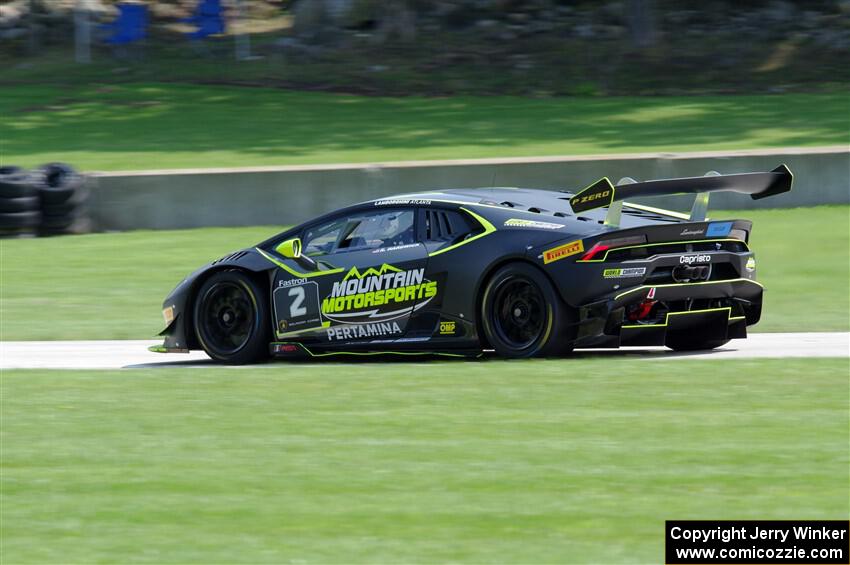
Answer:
321, 263, 437, 324
543, 240, 584, 264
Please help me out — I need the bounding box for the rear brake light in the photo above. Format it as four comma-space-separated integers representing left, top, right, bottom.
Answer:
581, 234, 647, 260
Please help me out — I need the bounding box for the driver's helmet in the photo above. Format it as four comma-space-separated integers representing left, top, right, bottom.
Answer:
374, 213, 401, 239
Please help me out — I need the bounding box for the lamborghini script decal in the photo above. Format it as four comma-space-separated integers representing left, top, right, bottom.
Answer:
543, 240, 584, 264
321, 263, 437, 323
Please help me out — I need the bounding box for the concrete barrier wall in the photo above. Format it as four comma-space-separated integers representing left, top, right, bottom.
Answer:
89, 146, 849, 230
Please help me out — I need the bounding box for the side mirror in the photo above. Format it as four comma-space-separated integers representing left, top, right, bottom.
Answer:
275, 237, 302, 259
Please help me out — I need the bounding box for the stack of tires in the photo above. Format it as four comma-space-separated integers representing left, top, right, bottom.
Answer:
0, 163, 89, 237
0, 166, 41, 236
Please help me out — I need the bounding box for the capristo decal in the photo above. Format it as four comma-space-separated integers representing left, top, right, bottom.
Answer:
679, 254, 711, 264
603, 267, 646, 279
543, 240, 584, 264
504, 218, 563, 230
321, 263, 437, 323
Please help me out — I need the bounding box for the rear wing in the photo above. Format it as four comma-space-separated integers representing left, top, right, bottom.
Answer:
569, 164, 793, 227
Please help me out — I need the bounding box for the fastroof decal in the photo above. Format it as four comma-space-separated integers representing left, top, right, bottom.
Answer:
543, 239, 584, 264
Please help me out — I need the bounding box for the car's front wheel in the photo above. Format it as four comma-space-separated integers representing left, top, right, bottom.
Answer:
480, 263, 574, 358
193, 270, 271, 364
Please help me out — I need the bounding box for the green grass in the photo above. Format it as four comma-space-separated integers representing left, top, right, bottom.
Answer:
1, 358, 847, 563
1, 84, 847, 171
1, 206, 847, 341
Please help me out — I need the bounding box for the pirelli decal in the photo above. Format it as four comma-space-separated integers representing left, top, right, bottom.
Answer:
543, 239, 584, 264
569, 177, 616, 213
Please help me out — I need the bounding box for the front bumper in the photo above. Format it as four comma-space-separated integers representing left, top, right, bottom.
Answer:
574, 278, 763, 348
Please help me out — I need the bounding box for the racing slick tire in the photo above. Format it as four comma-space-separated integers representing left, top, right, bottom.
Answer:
480, 262, 574, 358
666, 337, 730, 351
193, 270, 271, 365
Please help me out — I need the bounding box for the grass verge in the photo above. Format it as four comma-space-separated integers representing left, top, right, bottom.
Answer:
1, 358, 848, 563
2, 84, 848, 171
1, 206, 847, 341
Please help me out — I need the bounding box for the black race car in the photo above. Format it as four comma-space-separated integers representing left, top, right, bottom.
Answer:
152, 165, 792, 363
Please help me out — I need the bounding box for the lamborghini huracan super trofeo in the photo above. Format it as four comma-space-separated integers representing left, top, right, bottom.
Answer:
152, 165, 792, 363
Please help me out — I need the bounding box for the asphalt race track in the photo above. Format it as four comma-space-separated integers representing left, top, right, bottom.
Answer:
1, 333, 847, 369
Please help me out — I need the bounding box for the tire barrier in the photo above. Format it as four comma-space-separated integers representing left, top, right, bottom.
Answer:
0, 163, 90, 238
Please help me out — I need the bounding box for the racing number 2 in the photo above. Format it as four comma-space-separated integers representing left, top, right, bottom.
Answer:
274, 281, 323, 334
288, 286, 307, 317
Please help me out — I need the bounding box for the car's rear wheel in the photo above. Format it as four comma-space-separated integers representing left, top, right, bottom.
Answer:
666, 337, 730, 351
193, 270, 271, 364
480, 263, 573, 358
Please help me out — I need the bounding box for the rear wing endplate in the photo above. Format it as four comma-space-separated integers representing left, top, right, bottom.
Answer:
569, 164, 793, 227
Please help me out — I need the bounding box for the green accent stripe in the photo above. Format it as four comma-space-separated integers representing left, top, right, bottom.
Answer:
621, 306, 736, 329
274, 342, 479, 358
614, 278, 763, 301
428, 207, 497, 257
276, 321, 331, 339
622, 202, 691, 220
578, 238, 749, 263
256, 248, 343, 278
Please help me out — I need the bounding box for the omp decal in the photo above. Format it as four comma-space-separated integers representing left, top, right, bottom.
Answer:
327, 322, 402, 341
603, 267, 646, 279
321, 263, 437, 323
614, 278, 764, 301
569, 177, 615, 213
439, 321, 457, 335
577, 238, 749, 263
504, 218, 563, 230
428, 207, 497, 257
745, 257, 756, 272
707, 221, 734, 237
256, 248, 343, 278
679, 254, 711, 264
543, 239, 584, 264
621, 306, 744, 329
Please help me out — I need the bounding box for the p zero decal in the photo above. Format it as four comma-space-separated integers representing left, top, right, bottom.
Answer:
543, 239, 584, 264
569, 177, 615, 213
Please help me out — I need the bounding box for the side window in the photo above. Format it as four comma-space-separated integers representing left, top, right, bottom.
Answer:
419, 208, 478, 247
302, 218, 346, 257
302, 209, 415, 256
